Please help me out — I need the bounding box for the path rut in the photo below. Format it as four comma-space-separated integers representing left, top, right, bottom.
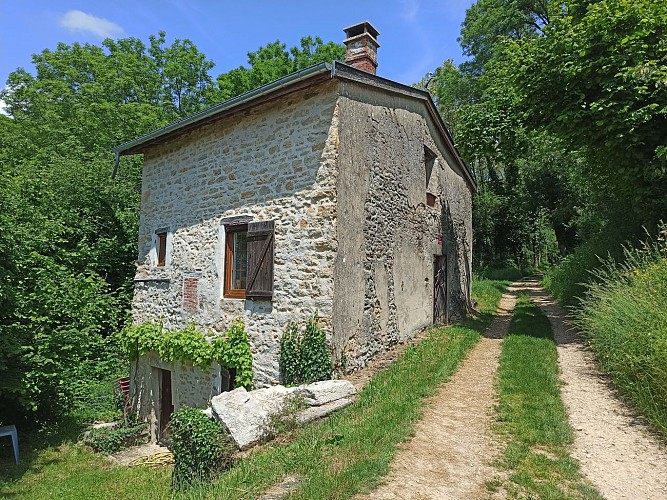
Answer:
357, 285, 519, 499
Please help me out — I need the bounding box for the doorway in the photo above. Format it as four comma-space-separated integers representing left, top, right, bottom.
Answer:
434, 255, 448, 324
157, 368, 174, 441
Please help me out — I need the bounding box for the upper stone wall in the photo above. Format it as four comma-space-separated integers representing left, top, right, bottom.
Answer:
132, 80, 340, 387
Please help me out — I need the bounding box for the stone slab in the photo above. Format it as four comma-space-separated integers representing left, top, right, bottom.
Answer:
297, 397, 352, 424
297, 380, 356, 406
210, 387, 271, 450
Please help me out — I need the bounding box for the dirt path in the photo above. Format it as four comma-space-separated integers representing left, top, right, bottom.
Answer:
357, 285, 520, 499
525, 279, 667, 500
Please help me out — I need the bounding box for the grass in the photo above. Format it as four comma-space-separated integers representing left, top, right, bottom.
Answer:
0, 279, 507, 499
490, 294, 601, 499
476, 265, 529, 282
573, 232, 667, 439
0, 418, 170, 499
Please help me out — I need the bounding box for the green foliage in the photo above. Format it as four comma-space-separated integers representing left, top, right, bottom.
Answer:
168, 406, 235, 490
509, 0, 667, 213
216, 36, 345, 100
279, 321, 301, 385
69, 379, 124, 424
84, 422, 146, 455
214, 319, 254, 390
279, 312, 332, 385
116, 320, 253, 389
573, 224, 667, 437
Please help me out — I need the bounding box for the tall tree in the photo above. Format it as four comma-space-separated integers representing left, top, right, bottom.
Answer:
217, 36, 345, 100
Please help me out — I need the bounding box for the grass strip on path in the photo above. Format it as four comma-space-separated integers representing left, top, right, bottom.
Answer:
184, 279, 509, 499
490, 294, 602, 499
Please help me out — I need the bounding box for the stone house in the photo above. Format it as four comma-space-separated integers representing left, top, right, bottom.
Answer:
113, 22, 475, 440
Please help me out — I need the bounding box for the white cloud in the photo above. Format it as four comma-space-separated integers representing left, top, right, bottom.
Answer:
59, 10, 124, 38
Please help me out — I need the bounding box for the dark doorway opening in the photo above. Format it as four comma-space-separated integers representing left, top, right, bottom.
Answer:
220, 366, 237, 392
434, 255, 448, 324
158, 368, 174, 440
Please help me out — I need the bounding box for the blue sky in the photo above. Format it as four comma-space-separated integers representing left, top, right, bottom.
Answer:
1, 0, 474, 90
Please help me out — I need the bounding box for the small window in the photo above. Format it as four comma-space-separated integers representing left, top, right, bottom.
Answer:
156, 231, 168, 267
225, 225, 248, 298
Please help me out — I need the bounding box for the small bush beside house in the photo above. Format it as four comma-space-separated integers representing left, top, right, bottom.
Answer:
168, 407, 235, 490
280, 313, 332, 385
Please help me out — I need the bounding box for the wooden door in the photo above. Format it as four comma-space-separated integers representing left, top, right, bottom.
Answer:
434, 256, 448, 324
158, 369, 174, 438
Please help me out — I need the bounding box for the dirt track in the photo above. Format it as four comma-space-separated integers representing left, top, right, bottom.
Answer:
360, 280, 667, 499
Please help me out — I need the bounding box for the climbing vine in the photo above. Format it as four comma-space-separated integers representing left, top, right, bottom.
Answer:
115, 319, 253, 389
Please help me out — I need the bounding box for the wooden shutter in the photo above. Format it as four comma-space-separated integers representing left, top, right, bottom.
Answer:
246, 220, 275, 298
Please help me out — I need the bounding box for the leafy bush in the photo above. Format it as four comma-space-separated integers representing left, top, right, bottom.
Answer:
115, 319, 253, 389
475, 264, 527, 282
169, 407, 235, 490
574, 224, 667, 437
84, 421, 146, 455
279, 312, 332, 385
214, 319, 253, 390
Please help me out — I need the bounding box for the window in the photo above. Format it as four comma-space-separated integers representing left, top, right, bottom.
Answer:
224, 225, 248, 298
223, 220, 275, 299
156, 231, 168, 267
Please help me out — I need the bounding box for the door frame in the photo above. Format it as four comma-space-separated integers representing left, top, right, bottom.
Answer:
433, 255, 448, 324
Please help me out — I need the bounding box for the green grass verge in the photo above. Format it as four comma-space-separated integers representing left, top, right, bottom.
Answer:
189, 279, 506, 499
491, 294, 602, 499
574, 251, 667, 439
1, 279, 507, 500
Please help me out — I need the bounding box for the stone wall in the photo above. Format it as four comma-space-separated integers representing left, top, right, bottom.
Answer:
132, 80, 341, 397
332, 80, 473, 371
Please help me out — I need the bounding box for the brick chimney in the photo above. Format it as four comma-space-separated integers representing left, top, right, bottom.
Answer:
343, 21, 380, 75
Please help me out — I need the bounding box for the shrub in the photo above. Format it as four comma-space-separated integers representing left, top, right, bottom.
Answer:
279, 312, 332, 385
169, 406, 235, 490
84, 421, 146, 455
260, 394, 306, 441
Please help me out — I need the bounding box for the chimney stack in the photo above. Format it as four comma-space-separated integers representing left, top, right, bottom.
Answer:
343, 21, 380, 75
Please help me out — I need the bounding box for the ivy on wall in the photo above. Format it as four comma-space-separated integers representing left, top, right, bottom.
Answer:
115, 319, 253, 389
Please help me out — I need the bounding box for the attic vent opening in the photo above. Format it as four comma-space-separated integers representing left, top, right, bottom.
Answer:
425, 146, 437, 207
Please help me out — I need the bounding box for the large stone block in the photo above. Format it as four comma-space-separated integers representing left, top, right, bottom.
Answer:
210, 387, 270, 450
296, 380, 356, 406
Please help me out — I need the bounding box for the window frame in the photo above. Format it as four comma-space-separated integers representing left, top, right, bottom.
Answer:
156, 230, 168, 267
224, 224, 248, 299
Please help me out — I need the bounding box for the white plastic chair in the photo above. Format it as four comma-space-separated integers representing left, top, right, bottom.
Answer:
0, 425, 19, 464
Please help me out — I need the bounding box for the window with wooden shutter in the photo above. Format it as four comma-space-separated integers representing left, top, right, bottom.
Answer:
246, 220, 275, 298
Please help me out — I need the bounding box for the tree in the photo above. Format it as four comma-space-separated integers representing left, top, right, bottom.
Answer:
508, 0, 667, 222
217, 36, 345, 100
